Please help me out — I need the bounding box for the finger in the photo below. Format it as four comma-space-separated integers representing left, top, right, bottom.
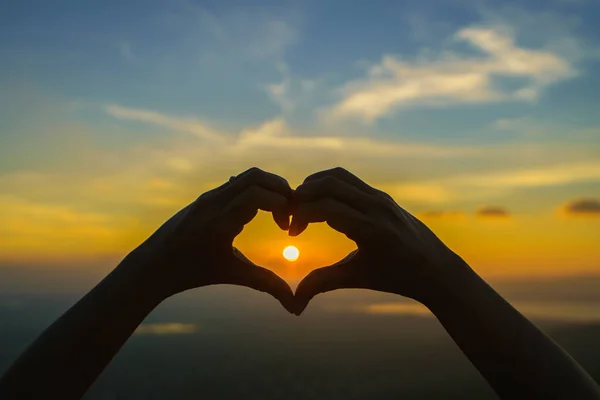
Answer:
223, 185, 291, 234
216, 167, 293, 204
303, 167, 377, 195
294, 252, 363, 315
227, 250, 295, 314
289, 198, 370, 241
293, 175, 379, 214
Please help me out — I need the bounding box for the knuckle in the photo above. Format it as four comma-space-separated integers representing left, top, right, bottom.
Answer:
376, 189, 394, 202
245, 166, 264, 179
277, 174, 290, 186
374, 190, 396, 208
303, 172, 321, 184
332, 166, 349, 175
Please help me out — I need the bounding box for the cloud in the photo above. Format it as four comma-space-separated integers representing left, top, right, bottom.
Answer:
266, 63, 295, 112
265, 63, 320, 113
104, 104, 226, 143
166, 156, 193, 173
461, 161, 600, 189
134, 323, 198, 335
490, 117, 548, 137
325, 25, 576, 122
387, 160, 600, 204
476, 206, 510, 218
562, 198, 600, 216
103, 106, 477, 160
227, 119, 479, 174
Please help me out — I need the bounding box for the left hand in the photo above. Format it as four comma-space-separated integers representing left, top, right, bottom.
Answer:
125, 167, 296, 313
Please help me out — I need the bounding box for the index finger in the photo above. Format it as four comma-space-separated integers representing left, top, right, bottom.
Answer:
217, 167, 293, 202
303, 167, 377, 195
222, 185, 292, 236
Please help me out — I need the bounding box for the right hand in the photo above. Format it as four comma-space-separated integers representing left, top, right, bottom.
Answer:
290, 167, 468, 315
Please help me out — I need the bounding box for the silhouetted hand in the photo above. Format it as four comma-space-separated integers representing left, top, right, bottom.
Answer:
128, 167, 295, 312
290, 167, 463, 314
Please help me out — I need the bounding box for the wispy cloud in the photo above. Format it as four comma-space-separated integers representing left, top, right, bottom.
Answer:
325, 25, 576, 122
266, 62, 318, 113
104, 106, 476, 160
387, 161, 600, 204
461, 161, 600, 189
104, 105, 225, 143
266, 63, 296, 113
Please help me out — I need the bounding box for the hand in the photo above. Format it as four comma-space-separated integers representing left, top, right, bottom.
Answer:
126, 167, 296, 313
290, 167, 466, 314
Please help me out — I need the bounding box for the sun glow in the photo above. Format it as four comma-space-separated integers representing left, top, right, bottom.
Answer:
283, 245, 299, 262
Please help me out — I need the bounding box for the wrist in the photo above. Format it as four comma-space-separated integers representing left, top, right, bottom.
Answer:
116, 252, 173, 308
417, 253, 478, 311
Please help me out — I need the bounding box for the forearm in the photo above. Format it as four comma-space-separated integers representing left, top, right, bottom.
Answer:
422, 259, 600, 399
0, 257, 164, 399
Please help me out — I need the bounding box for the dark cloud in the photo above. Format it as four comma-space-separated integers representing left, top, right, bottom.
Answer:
476, 206, 510, 218
563, 198, 600, 216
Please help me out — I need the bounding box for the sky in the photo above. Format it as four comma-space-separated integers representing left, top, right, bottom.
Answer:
1, 0, 600, 289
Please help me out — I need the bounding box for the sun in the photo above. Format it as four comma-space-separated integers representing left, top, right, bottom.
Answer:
283, 245, 299, 262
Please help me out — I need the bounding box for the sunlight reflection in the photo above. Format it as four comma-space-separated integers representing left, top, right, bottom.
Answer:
134, 323, 198, 335
349, 301, 600, 323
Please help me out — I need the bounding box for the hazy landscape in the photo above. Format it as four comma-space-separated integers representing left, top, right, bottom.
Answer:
3, 271, 600, 399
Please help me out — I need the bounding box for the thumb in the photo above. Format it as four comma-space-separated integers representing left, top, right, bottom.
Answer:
226, 248, 295, 314
294, 250, 363, 315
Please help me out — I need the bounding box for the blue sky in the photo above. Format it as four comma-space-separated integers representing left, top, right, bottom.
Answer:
3, 0, 599, 136
1, 0, 599, 277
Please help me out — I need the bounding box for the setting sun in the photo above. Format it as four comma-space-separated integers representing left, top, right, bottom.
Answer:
283, 245, 299, 262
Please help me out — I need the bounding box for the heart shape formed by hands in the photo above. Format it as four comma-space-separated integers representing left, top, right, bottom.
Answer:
239, 167, 460, 316
134, 167, 462, 317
